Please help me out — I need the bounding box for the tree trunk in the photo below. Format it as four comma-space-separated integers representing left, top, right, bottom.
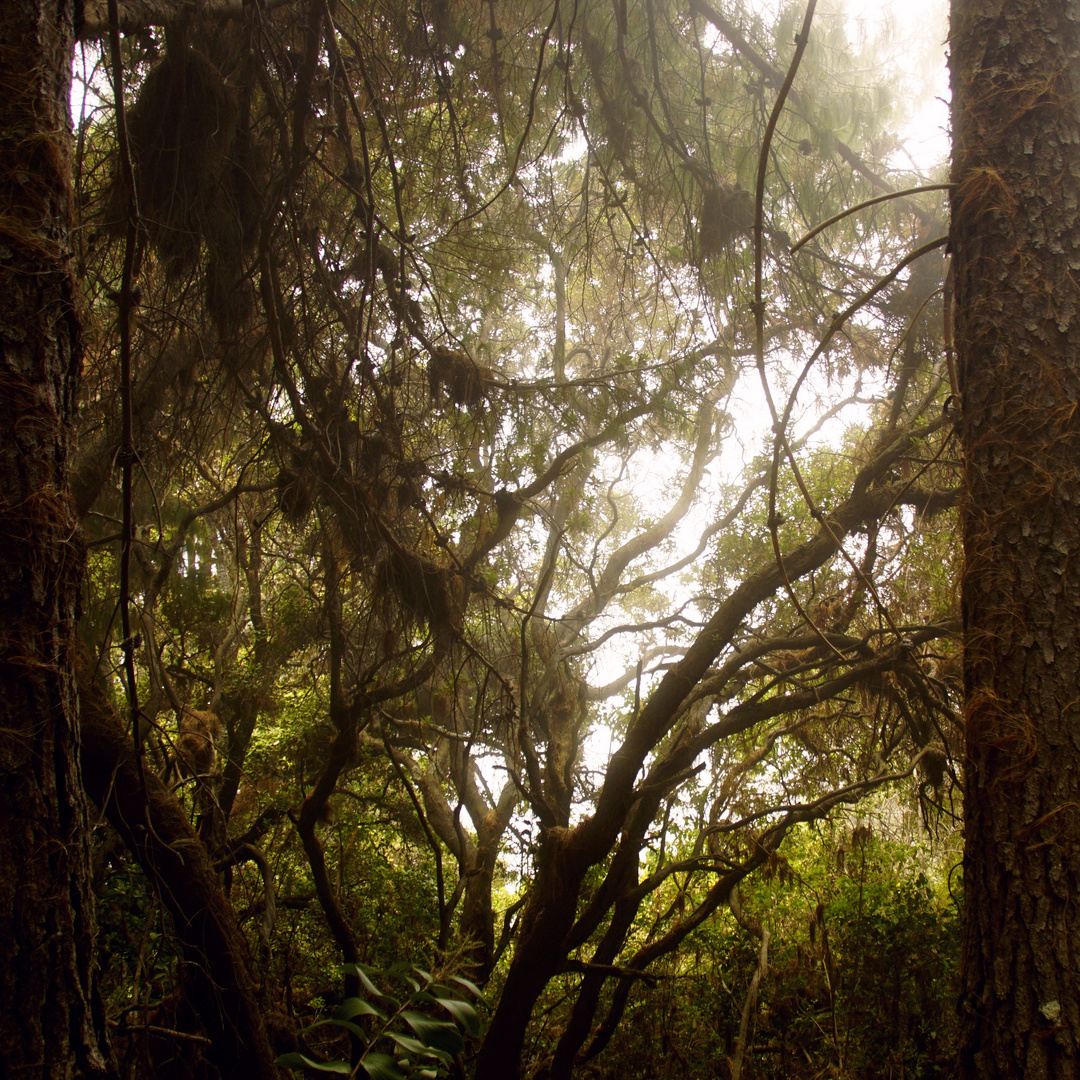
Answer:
459, 840, 498, 980
0, 2, 113, 1076
473, 829, 588, 1080
77, 648, 281, 1080
951, 0, 1080, 1074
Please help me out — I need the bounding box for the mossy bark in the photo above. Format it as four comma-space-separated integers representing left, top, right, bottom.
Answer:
951, 0, 1080, 1075
0, 1, 112, 1075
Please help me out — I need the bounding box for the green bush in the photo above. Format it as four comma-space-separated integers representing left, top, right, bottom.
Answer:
278, 963, 484, 1079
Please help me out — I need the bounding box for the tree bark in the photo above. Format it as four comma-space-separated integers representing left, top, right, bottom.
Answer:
951, 0, 1080, 1075
473, 827, 590, 1079
0, 1, 113, 1076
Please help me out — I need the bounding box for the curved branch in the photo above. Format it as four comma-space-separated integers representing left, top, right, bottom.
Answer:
76, 645, 279, 1080
562, 398, 718, 633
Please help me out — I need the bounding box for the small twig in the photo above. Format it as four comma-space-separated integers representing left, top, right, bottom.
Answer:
114, 1022, 213, 1046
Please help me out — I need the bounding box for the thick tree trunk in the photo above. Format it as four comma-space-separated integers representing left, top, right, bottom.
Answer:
951, 0, 1080, 1075
459, 840, 499, 978
0, 2, 113, 1076
473, 828, 589, 1080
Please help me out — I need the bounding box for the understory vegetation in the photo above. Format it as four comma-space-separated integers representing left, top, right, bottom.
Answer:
98, 803, 962, 1078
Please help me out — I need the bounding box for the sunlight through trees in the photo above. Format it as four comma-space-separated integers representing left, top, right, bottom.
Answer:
2, 0, 1076, 1075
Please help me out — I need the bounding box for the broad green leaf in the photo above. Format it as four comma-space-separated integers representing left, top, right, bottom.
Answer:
436, 996, 481, 1036
358, 1053, 407, 1080
343, 963, 392, 1002
394, 969, 421, 993
448, 974, 485, 1000
384, 1031, 430, 1056
401, 1011, 464, 1054
386, 1031, 450, 1064
312, 1017, 369, 1042
276, 1051, 351, 1075
336, 997, 386, 1022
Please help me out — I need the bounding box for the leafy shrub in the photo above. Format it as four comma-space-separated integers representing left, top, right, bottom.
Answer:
278, 963, 484, 1079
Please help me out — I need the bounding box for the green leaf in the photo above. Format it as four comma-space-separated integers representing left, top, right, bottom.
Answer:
308, 1017, 369, 1042
448, 974, 485, 1000
401, 1011, 465, 1054
276, 1051, 352, 1075
393, 968, 421, 993
436, 997, 481, 1036
336, 997, 387, 1022
358, 1053, 407, 1080
386, 1031, 451, 1064
342, 965, 401, 1010
344, 963, 388, 999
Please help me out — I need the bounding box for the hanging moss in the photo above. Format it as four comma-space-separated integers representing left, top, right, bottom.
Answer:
427, 347, 492, 410
124, 44, 238, 270
373, 548, 462, 635
697, 181, 754, 261
276, 467, 315, 524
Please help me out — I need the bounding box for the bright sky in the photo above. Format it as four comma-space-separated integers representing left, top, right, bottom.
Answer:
842, 0, 950, 172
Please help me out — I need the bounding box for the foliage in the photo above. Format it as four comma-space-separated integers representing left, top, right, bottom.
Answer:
278, 964, 483, 1079
68, 0, 961, 1074
595, 822, 961, 1079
